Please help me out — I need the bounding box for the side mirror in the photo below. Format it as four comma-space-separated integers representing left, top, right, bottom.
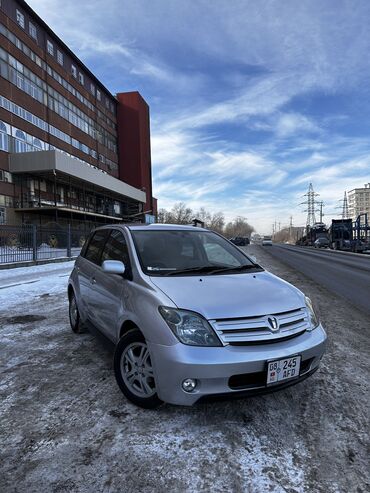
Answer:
102, 260, 126, 275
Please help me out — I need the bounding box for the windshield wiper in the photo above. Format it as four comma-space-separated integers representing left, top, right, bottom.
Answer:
207, 264, 263, 274
164, 266, 227, 276
163, 264, 262, 276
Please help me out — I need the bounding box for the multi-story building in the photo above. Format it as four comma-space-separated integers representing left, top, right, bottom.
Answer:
0, 0, 156, 228
348, 183, 370, 220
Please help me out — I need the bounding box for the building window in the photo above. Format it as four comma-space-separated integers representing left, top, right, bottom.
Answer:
71, 64, 77, 78
29, 22, 37, 40
0, 170, 12, 183
33, 138, 42, 150
96, 89, 101, 101
90, 83, 95, 95
47, 40, 54, 56
14, 129, 27, 153
16, 10, 25, 29
0, 206, 5, 225
0, 121, 8, 152
78, 73, 84, 85
57, 50, 64, 66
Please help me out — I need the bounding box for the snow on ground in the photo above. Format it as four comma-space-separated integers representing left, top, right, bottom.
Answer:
0, 250, 369, 492
0, 261, 75, 310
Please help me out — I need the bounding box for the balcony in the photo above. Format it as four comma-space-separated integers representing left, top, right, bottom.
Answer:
9, 150, 145, 221
9, 150, 146, 204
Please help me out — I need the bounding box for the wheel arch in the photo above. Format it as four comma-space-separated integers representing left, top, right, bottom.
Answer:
119, 320, 141, 339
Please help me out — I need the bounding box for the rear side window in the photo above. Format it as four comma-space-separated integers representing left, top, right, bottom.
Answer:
101, 230, 130, 265
84, 230, 109, 265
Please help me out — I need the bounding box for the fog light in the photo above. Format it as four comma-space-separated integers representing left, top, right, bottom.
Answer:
182, 378, 197, 392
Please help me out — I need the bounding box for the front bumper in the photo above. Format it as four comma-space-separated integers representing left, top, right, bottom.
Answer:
148, 324, 327, 406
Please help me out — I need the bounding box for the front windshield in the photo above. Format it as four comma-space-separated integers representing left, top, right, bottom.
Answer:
131, 229, 262, 276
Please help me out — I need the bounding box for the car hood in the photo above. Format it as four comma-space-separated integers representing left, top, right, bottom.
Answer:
150, 271, 305, 320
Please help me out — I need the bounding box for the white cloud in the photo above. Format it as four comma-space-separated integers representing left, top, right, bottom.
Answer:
275, 113, 320, 138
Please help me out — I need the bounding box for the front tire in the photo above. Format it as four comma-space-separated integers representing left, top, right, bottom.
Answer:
68, 291, 85, 333
114, 329, 162, 409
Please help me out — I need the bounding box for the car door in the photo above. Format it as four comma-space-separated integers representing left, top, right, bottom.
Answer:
77, 229, 110, 319
90, 229, 132, 341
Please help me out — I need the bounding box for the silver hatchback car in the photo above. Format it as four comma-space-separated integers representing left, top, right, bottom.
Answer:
68, 224, 327, 408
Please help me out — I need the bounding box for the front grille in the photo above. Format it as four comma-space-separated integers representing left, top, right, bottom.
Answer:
210, 307, 309, 345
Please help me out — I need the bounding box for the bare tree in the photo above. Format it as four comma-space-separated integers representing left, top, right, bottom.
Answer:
157, 203, 193, 225
157, 208, 168, 224
194, 208, 225, 233
208, 212, 225, 234
157, 204, 252, 237
224, 216, 254, 238
171, 202, 194, 224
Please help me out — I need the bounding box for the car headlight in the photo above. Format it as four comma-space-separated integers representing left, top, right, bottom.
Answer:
305, 296, 320, 330
159, 306, 222, 346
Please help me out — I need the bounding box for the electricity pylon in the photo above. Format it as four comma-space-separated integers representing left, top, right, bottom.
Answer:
301, 183, 319, 227
341, 192, 349, 219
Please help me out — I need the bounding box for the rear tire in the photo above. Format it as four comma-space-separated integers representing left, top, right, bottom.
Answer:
114, 328, 162, 409
69, 291, 85, 333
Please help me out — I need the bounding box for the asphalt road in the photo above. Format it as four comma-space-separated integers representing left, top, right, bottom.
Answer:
262, 244, 370, 315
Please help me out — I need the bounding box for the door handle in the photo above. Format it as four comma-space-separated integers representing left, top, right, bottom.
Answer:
91, 277, 96, 284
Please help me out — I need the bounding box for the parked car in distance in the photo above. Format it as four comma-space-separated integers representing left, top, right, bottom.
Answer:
68, 224, 327, 408
230, 236, 250, 246
262, 236, 273, 246
314, 237, 330, 248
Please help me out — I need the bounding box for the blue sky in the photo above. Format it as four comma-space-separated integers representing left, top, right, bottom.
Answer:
29, 0, 370, 233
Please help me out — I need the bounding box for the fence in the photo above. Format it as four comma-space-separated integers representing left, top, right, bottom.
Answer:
0, 224, 88, 264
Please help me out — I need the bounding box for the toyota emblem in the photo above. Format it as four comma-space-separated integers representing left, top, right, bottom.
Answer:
267, 316, 279, 332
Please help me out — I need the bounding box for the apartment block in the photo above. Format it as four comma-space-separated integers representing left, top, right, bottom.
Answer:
0, 0, 156, 228
348, 183, 370, 220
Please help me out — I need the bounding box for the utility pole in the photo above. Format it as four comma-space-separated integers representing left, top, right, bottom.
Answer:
316, 201, 324, 223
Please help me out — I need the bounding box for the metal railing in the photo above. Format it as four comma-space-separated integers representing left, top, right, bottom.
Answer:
0, 224, 88, 264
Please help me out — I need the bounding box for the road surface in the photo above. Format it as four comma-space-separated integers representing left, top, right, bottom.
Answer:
1, 256, 369, 492
261, 244, 370, 315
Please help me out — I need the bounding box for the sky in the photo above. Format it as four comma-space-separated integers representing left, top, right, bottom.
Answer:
28, 0, 370, 233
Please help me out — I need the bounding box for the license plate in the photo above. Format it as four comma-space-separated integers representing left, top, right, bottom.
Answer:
267, 355, 301, 385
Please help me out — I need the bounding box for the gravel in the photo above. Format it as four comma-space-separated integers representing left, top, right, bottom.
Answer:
0, 247, 369, 493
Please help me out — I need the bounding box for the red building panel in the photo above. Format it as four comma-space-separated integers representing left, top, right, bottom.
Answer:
116, 91, 154, 215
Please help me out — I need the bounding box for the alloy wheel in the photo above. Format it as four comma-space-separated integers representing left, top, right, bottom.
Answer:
120, 342, 156, 398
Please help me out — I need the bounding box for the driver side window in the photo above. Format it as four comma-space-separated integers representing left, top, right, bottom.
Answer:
101, 229, 130, 266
